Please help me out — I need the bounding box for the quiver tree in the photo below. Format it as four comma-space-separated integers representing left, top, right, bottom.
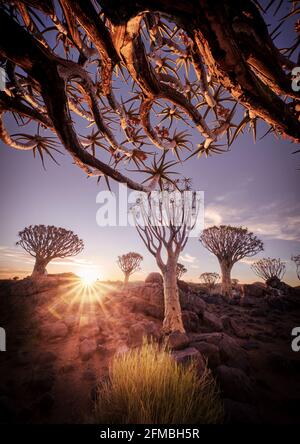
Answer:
251, 257, 286, 284
16, 225, 84, 277
291, 255, 300, 280
199, 272, 219, 292
132, 184, 201, 334
176, 263, 187, 280
117, 252, 143, 284
200, 225, 263, 297
0, 1, 299, 193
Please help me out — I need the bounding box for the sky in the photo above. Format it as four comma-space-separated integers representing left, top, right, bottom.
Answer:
0, 1, 299, 285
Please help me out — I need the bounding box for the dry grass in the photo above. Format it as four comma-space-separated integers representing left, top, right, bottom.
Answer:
94, 341, 223, 424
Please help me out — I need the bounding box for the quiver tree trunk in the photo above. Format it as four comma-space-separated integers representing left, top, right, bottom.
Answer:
124, 272, 130, 285
162, 261, 185, 334
220, 261, 232, 297
32, 257, 49, 277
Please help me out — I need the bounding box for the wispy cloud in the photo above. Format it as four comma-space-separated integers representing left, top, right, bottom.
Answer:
204, 200, 300, 242
179, 253, 197, 264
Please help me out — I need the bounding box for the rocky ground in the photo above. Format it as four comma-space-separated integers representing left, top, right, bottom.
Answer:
0, 273, 300, 424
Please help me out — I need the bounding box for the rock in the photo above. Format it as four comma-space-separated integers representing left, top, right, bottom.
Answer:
181, 293, 206, 315
42, 321, 68, 340
182, 310, 200, 332
224, 399, 260, 424
82, 369, 97, 382
202, 311, 223, 332
145, 272, 163, 285
126, 323, 145, 348
189, 332, 248, 371
14, 350, 34, 367
60, 363, 75, 373
216, 365, 254, 403
201, 293, 224, 305
29, 368, 55, 393
219, 334, 249, 371
242, 283, 265, 298
242, 341, 260, 351
36, 351, 57, 365
127, 320, 161, 348
129, 297, 164, 320
79, 326, 100, 341
173, 347, 205, 374
190, 341, 221, 369
166, 331, 190, 350
79, 339, 97, 361
64, 315, 78, 329
222, 316, 249, 339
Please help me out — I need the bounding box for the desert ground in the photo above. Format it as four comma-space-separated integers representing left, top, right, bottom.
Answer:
0, 273, 300, 424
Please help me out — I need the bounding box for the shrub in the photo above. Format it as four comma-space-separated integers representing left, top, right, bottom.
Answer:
94, 341, 223, 424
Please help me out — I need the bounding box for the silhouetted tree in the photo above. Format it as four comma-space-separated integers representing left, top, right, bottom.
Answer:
16, 225, 84, 277
251, 257, 286, 283
176, 263, 187, 280
0, 1, 299, 192
132, 185, 201, 334
291, 255, 300, 280
200, 225, 263, 297
117, 252, 143, 284
199, 272, 219, 292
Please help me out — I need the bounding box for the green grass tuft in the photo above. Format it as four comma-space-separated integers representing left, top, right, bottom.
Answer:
94, 340, 224, 424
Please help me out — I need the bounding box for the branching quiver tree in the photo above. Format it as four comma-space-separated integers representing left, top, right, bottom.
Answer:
200, 225, 263, 297
17, 225, 84, 277
117, 252, 143, 284
251, 257, 286, 283
0, 1, 299, 193
176, 263, 187, 280
132, 184, 201, 334
291, 254, 300, 280
199, 272, 219, 292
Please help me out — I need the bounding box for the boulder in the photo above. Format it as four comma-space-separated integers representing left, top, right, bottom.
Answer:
166, 331, 190, 350
29, 367, 55, 393
181, 293, 206, 315
173, 347, 205, 373
36, 351, 57, 366
127, 321, 160, 348
42, 321, 68, 340
222, 316, 249, 339
182, 310, 200, 332
215, 365, 254, 403
79, 339, 97, 361
202, 311, 223, 332
79, 326, 100, 341
242, 283, 265, 299
190, 341, 221, 369
145, 272, 163, 285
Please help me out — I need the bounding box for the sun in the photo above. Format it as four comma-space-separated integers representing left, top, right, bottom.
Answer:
78, 269, 99, 287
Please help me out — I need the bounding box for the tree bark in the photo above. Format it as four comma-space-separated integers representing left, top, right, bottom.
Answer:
162, 262, 185, 334
220, 261, 232, 297
32, 258, 48, 278
124, 272, 130, 285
